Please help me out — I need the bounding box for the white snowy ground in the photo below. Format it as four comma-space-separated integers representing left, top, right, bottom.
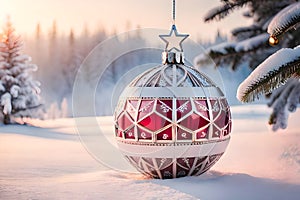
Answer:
1, 105, 300, 200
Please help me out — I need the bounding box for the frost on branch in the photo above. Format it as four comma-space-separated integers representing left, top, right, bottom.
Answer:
268, 2, 300, 38
237, 45, 300, 102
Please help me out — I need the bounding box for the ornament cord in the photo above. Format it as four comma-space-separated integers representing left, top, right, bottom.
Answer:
172, 0, 176, 24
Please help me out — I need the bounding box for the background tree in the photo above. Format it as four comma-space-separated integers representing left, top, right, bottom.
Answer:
62, 29, 83, 97
0, 19, 43, 124
196, 0, 300, 130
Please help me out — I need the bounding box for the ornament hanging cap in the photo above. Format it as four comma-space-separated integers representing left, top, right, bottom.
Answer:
159, 0, 189, 64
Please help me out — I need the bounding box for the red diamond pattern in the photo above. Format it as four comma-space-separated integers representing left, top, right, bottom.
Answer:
210, 99, 220, 119
127, 154, 224, 179
220, 98, 229, 111
156, 100, 173, 120
117, 113, 133, 130
196, 128, 209, 139
126, 101, 136, 121
157, 127, 172, 141
128, 100, 139, 109
176, 100, 192, 120
224, 119, 232, 136
138, 100, 155, 120
124, 126, 135, 139
137, 127, 152, 140
177, 127, 192, 140
138, 113, 170, 132
177, 157, 195, 169
214, 110, 227, 128
116, 129, 123, 138
178, 113, 209, 131
212, 124, 222, 138
194, 100, 209, 118
115, 97, 231, 142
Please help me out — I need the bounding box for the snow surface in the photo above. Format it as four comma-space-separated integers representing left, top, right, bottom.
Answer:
1, 105, 300, 199
268, 2, 300, 36
237, 45, 300, 101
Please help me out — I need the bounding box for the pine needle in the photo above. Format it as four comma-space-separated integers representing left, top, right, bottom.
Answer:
268, 2, 300, 38
240, 57, 300, 102
204, 0, 250, 22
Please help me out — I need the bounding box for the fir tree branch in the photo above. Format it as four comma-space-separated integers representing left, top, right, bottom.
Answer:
231, 25, 262, 37
195, 34, 270, 69
268, 2, 300, 38
267, 79, 299, 130
204, 0, 251, 22
238, 57, 300, 102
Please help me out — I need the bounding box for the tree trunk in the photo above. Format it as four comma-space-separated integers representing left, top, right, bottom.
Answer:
3, 114, 11, 125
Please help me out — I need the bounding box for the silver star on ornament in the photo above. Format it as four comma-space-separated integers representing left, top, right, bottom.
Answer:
159, 24, 189, 52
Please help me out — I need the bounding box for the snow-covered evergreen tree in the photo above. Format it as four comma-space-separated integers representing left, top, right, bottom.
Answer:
0, 20, 43, 124
196, 0, 300, 130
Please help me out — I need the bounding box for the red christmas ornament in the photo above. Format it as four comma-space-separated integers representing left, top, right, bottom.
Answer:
114, 2, 231, 179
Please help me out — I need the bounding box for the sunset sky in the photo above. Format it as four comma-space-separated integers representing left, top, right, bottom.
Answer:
0, 0, 250, 40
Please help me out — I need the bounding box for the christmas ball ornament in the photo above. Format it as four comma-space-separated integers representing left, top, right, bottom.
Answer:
114, 2, 231, 179
269, 35, 279, 45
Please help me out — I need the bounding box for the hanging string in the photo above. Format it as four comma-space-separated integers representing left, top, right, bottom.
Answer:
172, 0, 176, 24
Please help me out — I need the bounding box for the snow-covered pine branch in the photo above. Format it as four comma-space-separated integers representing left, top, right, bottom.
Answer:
194, 42, 236, 66
231, 25, 262, 37
194, 33, 269, 68
237, 45, 300, 102
204, 0, 251, 22
267, 78, 299, 131
235, 33, 269, 52
268, 2, 300, 39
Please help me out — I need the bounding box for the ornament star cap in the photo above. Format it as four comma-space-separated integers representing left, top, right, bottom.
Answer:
159, 24, 189, 52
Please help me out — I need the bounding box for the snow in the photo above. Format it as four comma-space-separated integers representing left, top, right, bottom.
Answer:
10, 85, 20, 98
237, 45, 300, 101
194, 34, 268, 66
234, 33, 269, 52
14, 55, 30, 61
1, 105, 300, 199
194, 42, 236, 65
206, 42, 235, 55
268, 2, 300, 37
1, 93, 11, 114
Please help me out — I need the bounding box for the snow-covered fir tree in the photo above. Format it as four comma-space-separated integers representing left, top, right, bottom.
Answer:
0, 20, 43, 124
196, 0, 300, 130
